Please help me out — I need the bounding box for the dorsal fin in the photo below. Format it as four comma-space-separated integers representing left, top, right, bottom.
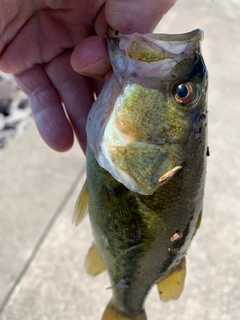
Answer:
157, 257, 186, 302
73, 180, 88, 226
84, 243, 105, 277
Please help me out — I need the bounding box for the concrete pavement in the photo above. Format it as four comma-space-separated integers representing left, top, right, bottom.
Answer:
0, 1, 239, 319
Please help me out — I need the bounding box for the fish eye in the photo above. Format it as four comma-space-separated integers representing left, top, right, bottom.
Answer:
173, 82, 194, 105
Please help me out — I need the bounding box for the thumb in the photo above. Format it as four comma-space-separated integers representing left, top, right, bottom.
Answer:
105, 0, 177, 34
71, 0, 177, 79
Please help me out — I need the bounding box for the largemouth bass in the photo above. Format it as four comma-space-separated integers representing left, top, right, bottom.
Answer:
74, 28, 208, 320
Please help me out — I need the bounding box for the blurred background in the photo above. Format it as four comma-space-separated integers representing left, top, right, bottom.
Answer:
0, 1, 239, 319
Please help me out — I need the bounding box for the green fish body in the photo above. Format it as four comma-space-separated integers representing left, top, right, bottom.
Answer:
74, 28, 208, 320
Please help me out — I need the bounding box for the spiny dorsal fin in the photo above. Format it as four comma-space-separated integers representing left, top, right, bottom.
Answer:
102, 300, 147, 320
157, 257, 186, 302
73, 180, 88, 226
84, 243, 105, 277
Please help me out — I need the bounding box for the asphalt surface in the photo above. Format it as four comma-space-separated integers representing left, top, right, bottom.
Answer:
0, 1, 239, 319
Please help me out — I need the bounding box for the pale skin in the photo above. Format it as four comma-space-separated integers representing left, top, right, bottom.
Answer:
0, 0, 177, 152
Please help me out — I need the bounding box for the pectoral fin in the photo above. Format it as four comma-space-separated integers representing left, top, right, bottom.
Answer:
84, 243, 105, 277
102, 301, 147, 320
157, 257, 186, 302
73, 180, 88, 226
108, 196, 140, 240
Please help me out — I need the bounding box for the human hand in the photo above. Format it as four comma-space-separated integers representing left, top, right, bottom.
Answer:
0, 0, 177, 152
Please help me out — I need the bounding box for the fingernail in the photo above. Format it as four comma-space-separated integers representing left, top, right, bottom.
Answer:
78, 59, 110, 78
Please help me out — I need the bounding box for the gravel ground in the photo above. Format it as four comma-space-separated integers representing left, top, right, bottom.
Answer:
0, 72, 33, 150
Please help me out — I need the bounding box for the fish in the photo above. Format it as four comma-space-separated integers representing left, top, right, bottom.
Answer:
74, 27, 208, 320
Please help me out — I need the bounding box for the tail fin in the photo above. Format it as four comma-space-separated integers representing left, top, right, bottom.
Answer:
102, 301, 147, 320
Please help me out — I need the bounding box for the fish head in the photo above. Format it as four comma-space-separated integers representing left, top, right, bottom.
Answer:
87, 29, 208, 195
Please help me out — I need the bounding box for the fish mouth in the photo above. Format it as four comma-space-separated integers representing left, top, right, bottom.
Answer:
108, 28, 204, 64
107, 28, 204, 87
108, 27, 204, 43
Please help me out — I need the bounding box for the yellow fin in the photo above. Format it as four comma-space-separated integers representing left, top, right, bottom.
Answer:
157, 257, 186, 302
193, 210, 202, 237
73, 180, 88, 226
84, 243, 105, 277
102, 301, 147, 320
196, 210, 202, 230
